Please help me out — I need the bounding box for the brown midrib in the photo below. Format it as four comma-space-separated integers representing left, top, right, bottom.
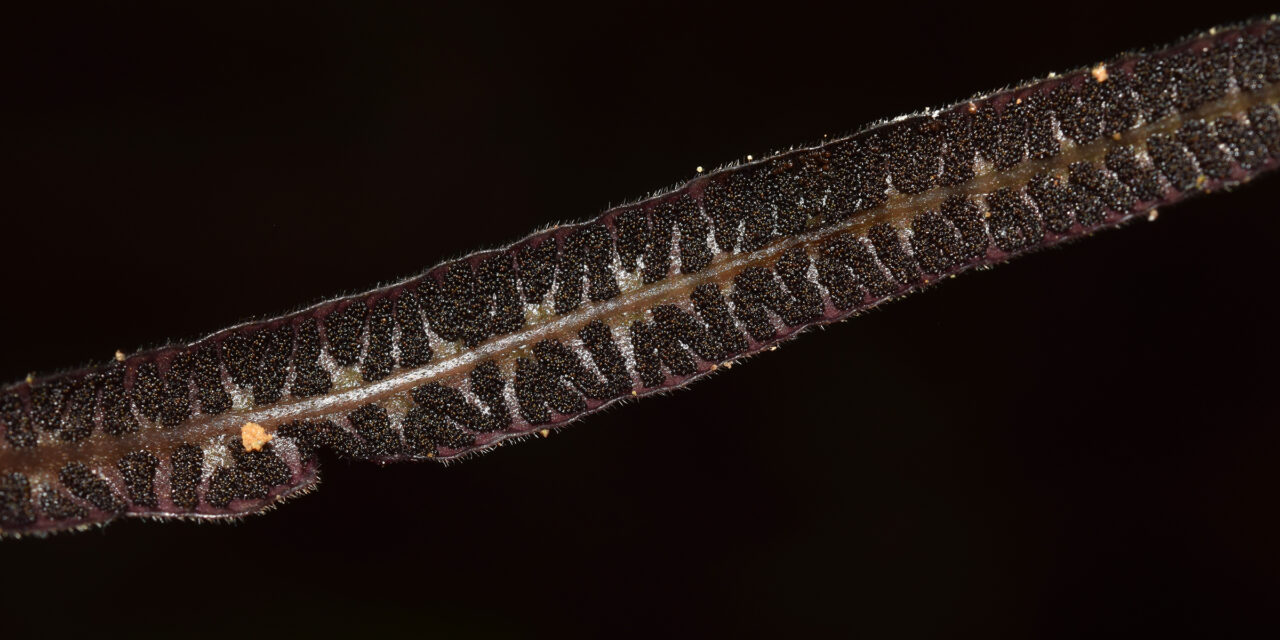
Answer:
4, 83, 1278, 477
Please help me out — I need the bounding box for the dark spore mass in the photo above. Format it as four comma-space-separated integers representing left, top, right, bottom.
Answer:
117, 451, 159, 508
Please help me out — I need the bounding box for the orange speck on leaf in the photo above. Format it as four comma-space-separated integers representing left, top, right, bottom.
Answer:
241, 422, 273, 452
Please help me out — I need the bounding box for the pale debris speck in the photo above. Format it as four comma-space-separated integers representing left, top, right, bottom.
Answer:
746, 154, 753, 161
696, 166, 704, 173
1147, 209, 1159, 222
539, 429, 550, 438
114, 350, 126, 362
241, 422, 273, 452
1091, 63, 1108, 83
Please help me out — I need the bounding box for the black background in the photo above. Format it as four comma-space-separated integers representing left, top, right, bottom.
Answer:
2, 3, 1278, 637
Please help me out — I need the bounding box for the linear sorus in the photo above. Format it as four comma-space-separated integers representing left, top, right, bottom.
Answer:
2, 16, 1278, 538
